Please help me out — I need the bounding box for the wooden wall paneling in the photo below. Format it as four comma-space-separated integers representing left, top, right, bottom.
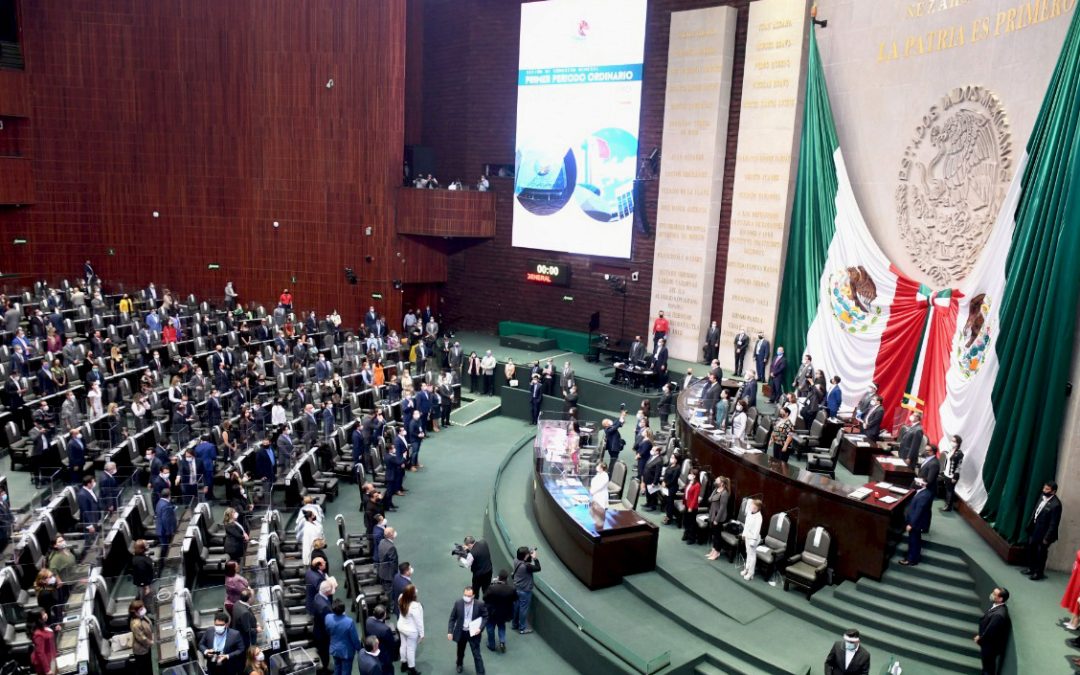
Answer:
0, 156, 33, 203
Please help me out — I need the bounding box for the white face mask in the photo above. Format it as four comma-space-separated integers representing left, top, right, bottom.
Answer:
255, 653, 265, 662
463, 596, 473, 604
844, 641, 857, 652
138, 608, 147, 617
214, 625, 226, 635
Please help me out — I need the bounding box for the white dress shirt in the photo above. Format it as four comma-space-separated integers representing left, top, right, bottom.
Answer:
589, 471, 610, 509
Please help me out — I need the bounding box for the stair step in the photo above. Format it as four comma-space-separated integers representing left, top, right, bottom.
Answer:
695, 662, 741, 675
811, 591, 982, 672
852, 579, 982, 622
895, 544, 971, 572
887, 558, 975, 588
879, 569, 980, 606
624, 575, 808, 675
833, 585, 975, 639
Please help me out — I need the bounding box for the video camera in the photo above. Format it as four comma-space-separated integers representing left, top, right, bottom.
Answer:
450, 542, 468, 558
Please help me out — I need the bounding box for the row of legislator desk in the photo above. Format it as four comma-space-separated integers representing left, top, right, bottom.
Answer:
531, 419, 659, 590
678, 381, 912, 582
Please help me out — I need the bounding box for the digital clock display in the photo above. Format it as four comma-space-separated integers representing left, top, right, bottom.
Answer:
526, 259, 572, 286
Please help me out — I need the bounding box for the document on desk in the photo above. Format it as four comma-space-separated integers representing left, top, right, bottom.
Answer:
875, 482, 894, 489
879, 495, 899, 504
469, 618, 483, 636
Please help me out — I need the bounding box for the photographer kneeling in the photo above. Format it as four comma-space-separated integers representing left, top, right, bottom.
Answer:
454, 535, 493, 600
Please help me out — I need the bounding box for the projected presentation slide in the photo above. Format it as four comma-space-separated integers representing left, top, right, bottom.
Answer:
512, 0, 647, 260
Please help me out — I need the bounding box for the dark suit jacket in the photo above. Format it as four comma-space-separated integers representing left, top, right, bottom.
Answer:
254, 446, 275, 481
99, 472, 120, 512
391, 573, 412, 611
364, 618, 398, 671
770, 354, 787, 380
824, 642, 871, 675
447, 598, 488, 641
653, 347, 669, 373
305, 568, 327, 614
76, 488, 100, 532
862, 406, 884, 441
377, 539, 398, 582
1029, 494, 1062, 544
898, 424, 923, 466
737, 380, 757, 408
629, 341, 645, 364
484, 581, 517, 623
905, 488, 934, 532
358, 651, 383, 675
978, 604, 1010, 657
918, 456, 940, 495
224, 521, 247, 560
312, 592, 332, 639
198, 627, 245, 674
642, 456, 663, 487
231, 601, 259, 648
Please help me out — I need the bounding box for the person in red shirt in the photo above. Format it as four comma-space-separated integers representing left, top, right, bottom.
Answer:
278, 288, 293, 312
652, 311, 670, 351
161, 322, 177, 344
680, 469, 701, 542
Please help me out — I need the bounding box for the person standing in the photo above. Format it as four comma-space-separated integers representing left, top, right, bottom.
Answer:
769, 407, 795, 464
232, 589, 260, 649
28, 608, 57, 675
397, 585, 425, 675
484, 570, 516, 654
826, 376, 843, 418
224, 561, 250, 616
642, 446, 663, 512
741, 499, 763, 581
378, 527, 399, 596
198, 612, 246, 675
734, 327, 750, 376
589, 463, 610, 511
680, 470, 701, 543
661, 455, 681, 525
448, 586, 488, 675
651, 311, 669, 351
1022, 481, 1061, 581
602, 409, 627, 467
460, 536, 492, 600
824, 629, 870, 675
480, 351, 497, 395
899, 478, 934, 566
325, 600, 362, 675
975, 588, 1011, 675
467, 352, 481, 394
941, 435, 965, 512
511, 547, 540, 634
357, 637, 383, 675
703, 320, 720, 364
528, 374, 543, 425
129, 600, 154, 670
657, 383, 675, 429
1061, 549, 1080, 631
156, 488, 177, 562
898, 412, 924, 468
768, 347, 787, 404
753, 332, 770, 383
705, 476, 731, 561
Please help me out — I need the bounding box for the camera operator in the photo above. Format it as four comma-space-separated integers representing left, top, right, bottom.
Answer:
511, 546, 541, 635
455, 535, 493, 599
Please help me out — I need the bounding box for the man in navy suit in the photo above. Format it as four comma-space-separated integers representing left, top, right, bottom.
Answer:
11, 345, 30, 377
311, 580, 334, 674
447, 586, 488, 675
197, 612, 245, 675
67, 427, 86, 484
357, 636, 383, 675
528, 374, 543, 425
976, 587, 1011, 675
826, 376, 843, 418
364, 606, 398, 674
416, 383, 433, 429
391, 562, 413, 616
179, 447, 204, 503
1023, 481, 1062, 581
156, 487, 178, 560
753, 332, 770, 382
652, 338, 670, 383
315, 354, 331, 382
351, 424, 366, 467
862, 396, 885, 442
768, 347, 787, 404
384, 430, 407, 510
99, 462, 121, 513
899, 478, 934, 566
207, 390, 223, 428
405, 409, 425, 471
76, 475, 101, 535
254, 438, 275, 505
195, 435, 218, 500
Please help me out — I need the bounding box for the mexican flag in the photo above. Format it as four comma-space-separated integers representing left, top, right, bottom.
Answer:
775, 29, 931, 424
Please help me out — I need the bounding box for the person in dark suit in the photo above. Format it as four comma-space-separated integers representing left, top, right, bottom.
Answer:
155, 488, 177, 560
528, 374, 543, 425
917, 445, 941, 496
602, 409, 628, 467
305, 559, 328, 614
223, 508, 248, 562
703, 321, 721, 364
447, 586, 488, 675
207, 390, 223, 428
99, 462, 120, 513
898, 412, 924, 467
198, 612, 246, 675
661, 454, 681, 525
76, 475, 101, 535
254, 438, 275, 506
231, 588, 260, 649
899, 478, 933, 566
66, 427, 86, 484
941, 435, 964, 512
861, 396, 885, 442
461, 536, 492, 599
732, 327, 749, 375
737, 375, 757, 409
2, 372, 25, 410
975, 587, 1011, 675
377, 528, 399, 595
652, 338, 669, 382
826, 376, 843, 418
767, 347, 787, 404
406, 409, 426, 470
1022, 481, 1061, 581
701, 374, 722, 423
391, 562, 413, 615
311, 580, 334, 674
753, 332, 770, 382
642, 446, 664, 511
357, 636, 383, 675
326, 599, 362, 675
364, 606, 398, 675
628, 335, 646, 366
824, 629, 871, 675
384, 432, 406, 510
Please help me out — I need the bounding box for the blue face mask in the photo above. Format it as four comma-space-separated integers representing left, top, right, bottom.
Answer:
844, 641, 857, 652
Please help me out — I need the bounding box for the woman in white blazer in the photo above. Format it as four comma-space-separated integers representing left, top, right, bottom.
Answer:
397, 584, 425, 673
741, 498, 763, 581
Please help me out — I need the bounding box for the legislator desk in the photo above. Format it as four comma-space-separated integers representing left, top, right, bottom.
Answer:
610, 362, 661, 391
870, 456, 916, 487
678, 382, 912, 582
531, 419, 658, 590
838, 433, 894, 475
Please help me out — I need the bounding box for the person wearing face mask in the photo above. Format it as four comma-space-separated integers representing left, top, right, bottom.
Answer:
397, 584, 425, 675
589, 463, 610, 511
46, 534, 76, 579
741, 499, 763, 581
899, 477, 934, 567
28, 607, 57, 675
0, 487, 12, 553
705, 477, 731, 561
731, 401, 748, 442
364, 605, 399, 674
941, 435, 964, 512
77, 475, 101, 535
34, 569, 63, 627
642, 446, 664, 511
975, 587, 1011, 675
130, 539, 155, 602
156, 487, 177, 562
245, 646, 269, 675
661, 455, 682, 525
198, 612, 245, 675
325, 599, 362, 675
767, 347, 787, 404
680, 470, 702, 543
447, 585, 488, 675
129, 599, 154, 669
824, 629, 870, 675
1022, 481, 1062, 581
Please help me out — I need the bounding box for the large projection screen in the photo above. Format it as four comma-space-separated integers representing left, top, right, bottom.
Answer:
511, 0, 648, 260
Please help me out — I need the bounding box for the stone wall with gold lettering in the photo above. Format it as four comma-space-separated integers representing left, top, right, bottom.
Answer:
718, 0, 810, 372
815, 0, 1075, 286
648, 6, 739, 362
